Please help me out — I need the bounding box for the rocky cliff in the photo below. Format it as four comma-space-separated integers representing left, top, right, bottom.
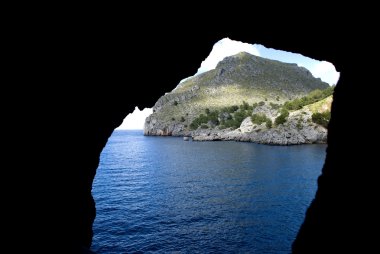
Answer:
144, 52, 331, 144
191, 96, 331, 144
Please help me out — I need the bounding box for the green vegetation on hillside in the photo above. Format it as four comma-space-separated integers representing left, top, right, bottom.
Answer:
266, 119, 272, 128
283, 86, 334, 111
188, 86, 334, 131
275, 109, 289, 126
312, 111, 331, 128
306, 95, 333, 113
270, 102, 281, 110
251, 113, 271, 125
189, 110, 219, 130
190, 101, 255, 130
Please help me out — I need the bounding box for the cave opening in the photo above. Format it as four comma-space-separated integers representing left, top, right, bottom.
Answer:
90, 39, 339, 253
18, 14, 374, 254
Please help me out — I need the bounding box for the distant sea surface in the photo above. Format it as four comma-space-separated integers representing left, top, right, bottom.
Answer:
92, 130, 326, 253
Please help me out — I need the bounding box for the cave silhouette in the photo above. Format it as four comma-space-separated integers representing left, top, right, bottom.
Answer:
21, 17, 372, 254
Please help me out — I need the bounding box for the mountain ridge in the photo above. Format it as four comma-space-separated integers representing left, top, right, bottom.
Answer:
144, 52, 332, 144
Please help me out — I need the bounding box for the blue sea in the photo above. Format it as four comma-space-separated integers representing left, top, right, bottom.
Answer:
92, 130, 326, 253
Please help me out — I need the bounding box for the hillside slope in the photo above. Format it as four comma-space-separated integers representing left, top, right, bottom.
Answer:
144, 52, 331, 144
192, 94, 333, 145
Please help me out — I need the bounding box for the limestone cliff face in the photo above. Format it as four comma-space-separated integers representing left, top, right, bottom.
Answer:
192, 106, 328, 145
144, 52, 330, 144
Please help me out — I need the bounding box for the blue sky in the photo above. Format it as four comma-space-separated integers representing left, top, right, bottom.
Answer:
117, 38, 339, 130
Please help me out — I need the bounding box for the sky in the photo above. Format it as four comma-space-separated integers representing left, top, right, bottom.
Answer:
193, 38, 339, 85
116, 38, 340, 130
116, 107, 153, 130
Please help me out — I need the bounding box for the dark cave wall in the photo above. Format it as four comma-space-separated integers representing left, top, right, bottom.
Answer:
25, 17, 372, 253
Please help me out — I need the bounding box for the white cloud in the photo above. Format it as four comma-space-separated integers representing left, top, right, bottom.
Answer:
310, 61, 340, 85
116, 107, 153, 130
196, 37, 260, 75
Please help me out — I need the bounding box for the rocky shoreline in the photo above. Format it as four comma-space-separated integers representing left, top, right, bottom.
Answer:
190, 124, 327, 145
145, 109, 328, 145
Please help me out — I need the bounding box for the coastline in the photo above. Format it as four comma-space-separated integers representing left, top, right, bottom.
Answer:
144, 122, 327, 146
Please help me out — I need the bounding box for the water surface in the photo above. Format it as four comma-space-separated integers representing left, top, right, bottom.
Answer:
92, 130, 326, 253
